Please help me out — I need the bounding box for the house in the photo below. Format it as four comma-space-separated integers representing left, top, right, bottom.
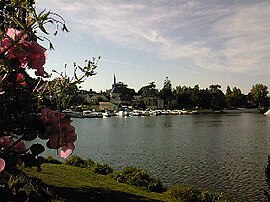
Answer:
99, 102, 118, 111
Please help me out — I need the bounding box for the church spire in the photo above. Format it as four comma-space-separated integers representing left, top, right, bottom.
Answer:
112, 73, 117, 90
114, 73, 116, 86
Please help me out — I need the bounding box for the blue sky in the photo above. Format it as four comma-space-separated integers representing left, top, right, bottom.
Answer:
36, 0, 270, 93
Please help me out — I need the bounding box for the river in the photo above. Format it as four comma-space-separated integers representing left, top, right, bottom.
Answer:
57, 113, 270, 201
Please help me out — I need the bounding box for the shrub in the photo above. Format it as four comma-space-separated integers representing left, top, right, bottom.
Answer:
64, 155, 96, 169
93, 163, 113, 175
64, 155, 87, 168
167, 185, 228, 202
85, 159, 96, 167
114, 166, 163, 193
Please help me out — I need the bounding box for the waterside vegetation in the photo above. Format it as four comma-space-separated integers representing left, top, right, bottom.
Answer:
19, 155, 229, 202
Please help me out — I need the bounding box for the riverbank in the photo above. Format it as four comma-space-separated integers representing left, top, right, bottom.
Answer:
20, 157, 229, 202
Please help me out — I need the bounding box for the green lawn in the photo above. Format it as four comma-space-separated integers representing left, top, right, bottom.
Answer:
22, 163, 179, 202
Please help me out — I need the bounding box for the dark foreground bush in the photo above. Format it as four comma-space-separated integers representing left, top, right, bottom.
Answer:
167, 185, 228, 202
113, 166, 163, 193
4, 170, 55, 201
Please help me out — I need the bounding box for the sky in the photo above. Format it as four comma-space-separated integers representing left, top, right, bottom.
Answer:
35, 0, 270, 94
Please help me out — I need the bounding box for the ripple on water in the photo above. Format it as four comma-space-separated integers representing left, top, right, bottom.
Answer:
70, 114, 270, 202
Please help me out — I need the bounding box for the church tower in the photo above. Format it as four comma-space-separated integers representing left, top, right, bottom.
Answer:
113, 73, 116, 87
112, 73, 117, 90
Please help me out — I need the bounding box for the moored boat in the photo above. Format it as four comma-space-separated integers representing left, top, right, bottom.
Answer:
264, 109, 270, 115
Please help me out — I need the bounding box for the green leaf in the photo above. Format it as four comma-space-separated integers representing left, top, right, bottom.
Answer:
39, 23, 49, 34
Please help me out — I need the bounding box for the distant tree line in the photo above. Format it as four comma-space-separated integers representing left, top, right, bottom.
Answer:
138, 77, 269, 111
41, 76, 270, 112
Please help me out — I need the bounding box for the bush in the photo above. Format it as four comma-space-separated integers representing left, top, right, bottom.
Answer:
64, 155, 87, 167
64, 155, 95, 168
93, 163, 113, 175
113, 166, 163, 193
167, 185, 228, 202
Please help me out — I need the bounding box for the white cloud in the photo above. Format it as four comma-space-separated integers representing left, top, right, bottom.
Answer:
37, 0, 270, 75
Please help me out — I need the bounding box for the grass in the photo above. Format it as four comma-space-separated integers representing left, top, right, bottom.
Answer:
22, 163, 179, 202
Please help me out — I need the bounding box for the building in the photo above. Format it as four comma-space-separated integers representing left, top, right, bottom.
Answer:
110, 74, 136, 106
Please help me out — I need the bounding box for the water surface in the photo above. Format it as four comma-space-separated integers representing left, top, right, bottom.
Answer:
67, 113, 270, 201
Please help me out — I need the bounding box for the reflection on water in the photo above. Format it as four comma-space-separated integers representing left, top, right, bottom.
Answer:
59, 113, 270, 201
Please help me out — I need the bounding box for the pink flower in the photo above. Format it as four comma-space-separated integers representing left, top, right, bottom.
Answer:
60, 143, 75, 159
16, 73, 27, 86
6, 28, 27, 41
0, 28, 48, 77
0, 136, 26, 153
0, 136, 13, 150
41, 108, 77, 158
0, 158, 5, 172
12, 141, 27, 153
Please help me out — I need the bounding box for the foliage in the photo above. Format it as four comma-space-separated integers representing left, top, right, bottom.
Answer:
93, 163, 113, 175
113, 166, 163, 193
36, 58, 99, 111
138, 81, 158, 97
1, 169, 54, 201
160, 76, 173, 108
167, 185, 228, 202
225, 86, 247, 108
209, 85, 226, 110
64, 155, 95, 168
248, 84, 269, 111
64, 157, 162, 192
0, 1, 98, 201
64, 155, 112, 175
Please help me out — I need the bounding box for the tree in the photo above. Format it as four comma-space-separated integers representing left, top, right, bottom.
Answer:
173, 85, 192, 109
226, 86, 232, 95
138, 81, 158, 97
248, 84, 269, 110
209, 84, 226, 109
160, 77, 173, 108
197, 88, 211, 109
225, 86, 247, 108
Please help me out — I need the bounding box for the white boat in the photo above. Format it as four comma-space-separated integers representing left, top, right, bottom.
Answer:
83, 110, 103, 118
102, 110, 116, 118
130, 110, 142, 116
264, 109, 270, 115
117, 110, 129, 117
170, 110, 179, 115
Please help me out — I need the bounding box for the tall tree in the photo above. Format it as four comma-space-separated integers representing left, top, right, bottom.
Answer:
160, 77, 173, 108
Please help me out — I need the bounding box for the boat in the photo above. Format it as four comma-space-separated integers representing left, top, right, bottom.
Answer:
117, 110, 129, 117
264, 109, 270, 115
62, 109, 83, 118
102, 110, 116, 118
130, 110, 142, 116
83, 110, 103, 118
170, 110, 179, 115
